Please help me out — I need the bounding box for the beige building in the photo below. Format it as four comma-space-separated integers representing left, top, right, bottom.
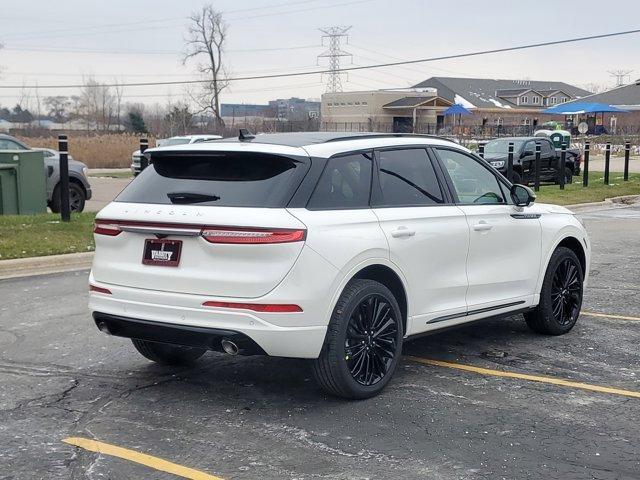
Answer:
321, 89, 453, 133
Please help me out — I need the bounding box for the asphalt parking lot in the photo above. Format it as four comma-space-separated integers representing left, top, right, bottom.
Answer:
1, 204, 639, 479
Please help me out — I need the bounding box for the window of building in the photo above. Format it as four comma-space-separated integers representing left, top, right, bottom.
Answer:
327, 103, 333, 106
520, 96, 529, 104
362, 101, 368, 106
355, 101, 361, 106
307, 153, 372, 209
375, 149, 444, 207
532, 96, 540, 104
550, 97, 557, 105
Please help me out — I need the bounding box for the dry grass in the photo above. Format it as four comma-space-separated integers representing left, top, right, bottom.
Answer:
16, 134, 155, 168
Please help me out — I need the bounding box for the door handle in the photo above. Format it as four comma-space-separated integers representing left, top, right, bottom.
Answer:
473, 221, 493, 232
390, 227, 415, 238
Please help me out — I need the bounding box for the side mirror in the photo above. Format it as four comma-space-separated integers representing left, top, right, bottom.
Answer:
510, 184, 536, 207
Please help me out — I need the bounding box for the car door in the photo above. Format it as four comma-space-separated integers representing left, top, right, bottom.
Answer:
539, 139, 557, 181
434, 147, 542, 314
372, 147, 469, 334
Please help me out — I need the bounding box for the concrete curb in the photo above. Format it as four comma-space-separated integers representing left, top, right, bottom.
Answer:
567, 194, 640, 213
0, 252, 93, 280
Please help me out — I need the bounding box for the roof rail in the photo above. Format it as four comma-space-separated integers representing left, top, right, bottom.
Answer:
323, 133, 457, 144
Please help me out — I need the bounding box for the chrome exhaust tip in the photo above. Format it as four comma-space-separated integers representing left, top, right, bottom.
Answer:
221, 339, 239, 356
97, 321, 111, 335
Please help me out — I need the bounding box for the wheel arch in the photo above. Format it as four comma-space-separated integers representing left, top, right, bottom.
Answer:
344, 262, 409, 335
537, 232, 588, 294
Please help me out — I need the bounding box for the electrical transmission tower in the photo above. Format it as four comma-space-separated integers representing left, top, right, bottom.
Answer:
317, 26, 353, 93
608, 69, 633, 87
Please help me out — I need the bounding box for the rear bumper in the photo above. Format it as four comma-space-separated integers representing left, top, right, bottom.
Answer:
93, 312, 267, 355
88, 277, 328, 359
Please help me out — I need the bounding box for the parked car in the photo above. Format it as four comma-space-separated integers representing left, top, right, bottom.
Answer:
130, 135, 223, 175
0, 134, 92, 213
90, 132, 590, 399
483, 136, 581, 185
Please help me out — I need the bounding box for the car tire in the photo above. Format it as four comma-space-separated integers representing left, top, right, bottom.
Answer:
50, 183, 86, 213
565, 167, 574, 185
312, 279, 404, 399
510, 170, 522, 184
131, 339, 206, 365
524, 246, 583, 335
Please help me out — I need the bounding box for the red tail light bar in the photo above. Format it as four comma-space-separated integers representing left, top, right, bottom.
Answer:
89, 284, 112, 295
94, 220, 305, 244
203, 301, 302, 313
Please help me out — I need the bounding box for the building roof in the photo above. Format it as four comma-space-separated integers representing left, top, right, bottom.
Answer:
412, 77, 592, 110
560, 81, 640, 108
382, 95, 452, 109
495, 88, 531, 97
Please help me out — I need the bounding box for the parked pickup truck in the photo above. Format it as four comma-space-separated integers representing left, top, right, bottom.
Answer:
483, 136, 581, 185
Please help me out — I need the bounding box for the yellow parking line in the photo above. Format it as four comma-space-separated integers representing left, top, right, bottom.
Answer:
62, 437, 223, 480
582, 311, 640, 322
407, 356, 640, 399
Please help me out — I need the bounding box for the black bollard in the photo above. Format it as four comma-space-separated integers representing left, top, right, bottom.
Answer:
507, 142, 514, 183
478, 142, 484, 159
559, 143, 566, 190
604, 142, 611, 185
534, 141, 541, 192
58, 134, 71, 222
139, 138, 149, 172
624, 141, 630, 181
583, 141, 590, 187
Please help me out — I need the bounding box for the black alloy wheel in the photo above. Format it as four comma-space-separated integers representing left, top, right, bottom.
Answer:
550, 257, 582, 326
345, 294, 399, 386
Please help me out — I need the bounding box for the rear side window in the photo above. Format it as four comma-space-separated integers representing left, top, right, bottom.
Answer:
375, 148, 444, 206
116, 152, 309, 207
307, 153, 372, 209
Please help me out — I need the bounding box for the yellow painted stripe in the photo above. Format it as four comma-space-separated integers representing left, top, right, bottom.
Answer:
582, 311, 640, 322
62, 437, 223, 480
407, 356, 640, 399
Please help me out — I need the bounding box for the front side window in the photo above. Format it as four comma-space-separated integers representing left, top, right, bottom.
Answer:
307, 153, 372, 209
437, 148, 505, 205
375, 148, 443, 206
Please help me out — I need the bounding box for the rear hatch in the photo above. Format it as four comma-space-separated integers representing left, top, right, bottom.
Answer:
92, 148, 310, 298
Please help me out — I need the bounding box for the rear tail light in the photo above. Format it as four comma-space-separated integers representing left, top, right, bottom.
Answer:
202, 301, 302, 313
94, 221, 122, 236
201, 227, 305, 244
89, 284, 112, 295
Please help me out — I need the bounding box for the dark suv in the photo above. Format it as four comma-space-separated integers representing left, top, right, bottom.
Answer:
483, 137, 580, 185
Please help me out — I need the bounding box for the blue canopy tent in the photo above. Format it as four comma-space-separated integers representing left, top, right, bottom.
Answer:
542, 102, 628, 134
541, 102, 628, 115
443, 104, 472, 132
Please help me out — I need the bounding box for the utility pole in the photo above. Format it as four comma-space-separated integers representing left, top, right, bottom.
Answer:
317, 26, 353, 93
608, 69, 633, 87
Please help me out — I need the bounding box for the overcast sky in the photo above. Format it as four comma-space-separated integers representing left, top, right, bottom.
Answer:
1, 0, 639, 111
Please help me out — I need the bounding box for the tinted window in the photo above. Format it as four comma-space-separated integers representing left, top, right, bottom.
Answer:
540, 140, 554, 155
437, 148, 505, 204
307, 153, 372, 209
116, 152, 309, 207
376, 148, 443, 206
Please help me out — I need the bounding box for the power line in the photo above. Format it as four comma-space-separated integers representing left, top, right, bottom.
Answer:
2, 28, 640, 90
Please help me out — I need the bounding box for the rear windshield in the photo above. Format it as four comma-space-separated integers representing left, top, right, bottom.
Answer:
116, 152, 310, 207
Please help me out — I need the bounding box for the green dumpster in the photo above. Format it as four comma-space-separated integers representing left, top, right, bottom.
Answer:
0, 150, 47, 215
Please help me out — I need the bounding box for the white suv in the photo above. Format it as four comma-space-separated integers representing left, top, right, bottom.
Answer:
90, 132, 590, 399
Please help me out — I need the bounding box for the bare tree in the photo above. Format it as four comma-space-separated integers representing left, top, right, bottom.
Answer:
113, 80, 125, 132
78, 78, 115, 131
183, 4, 228, 130
45, 96, 71, 122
